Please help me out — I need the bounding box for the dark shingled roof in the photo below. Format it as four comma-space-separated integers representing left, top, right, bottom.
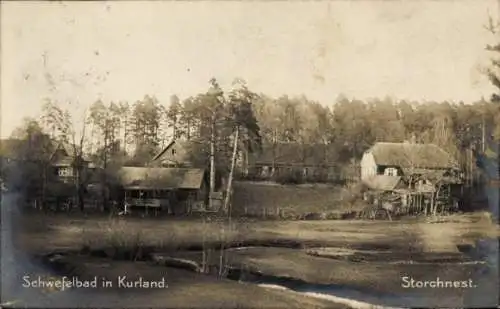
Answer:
367, 142, 458, 170
117, 167, 205, 190
254, 142, 337, 166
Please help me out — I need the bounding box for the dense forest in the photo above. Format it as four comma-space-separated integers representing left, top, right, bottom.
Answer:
5, 84, 499, 173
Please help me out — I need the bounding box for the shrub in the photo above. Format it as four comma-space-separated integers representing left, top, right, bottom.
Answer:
100, 219, 145, 260
340, 182, 366, 202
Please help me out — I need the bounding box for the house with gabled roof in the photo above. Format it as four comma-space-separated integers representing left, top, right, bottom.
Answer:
116, 166, 209, 214
49, 142, 93, 183
360, 142, 461, 185
0, 138, 96, 204
116, 139, 210, 214
360, 141, 464, 214
1, 138, 91, 183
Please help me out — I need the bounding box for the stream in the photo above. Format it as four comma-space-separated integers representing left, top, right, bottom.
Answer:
221, 243, 497, 309
29, 239, 498, 309
3, 242, 499, 309
2, 193, 498, 308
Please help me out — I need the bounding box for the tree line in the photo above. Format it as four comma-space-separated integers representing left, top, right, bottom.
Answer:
6, 85, 499, 175
2, 79, 499, 211
1, 16, 499, 206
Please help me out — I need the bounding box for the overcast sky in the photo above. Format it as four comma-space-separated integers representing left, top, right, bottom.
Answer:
1, 1, 499, 138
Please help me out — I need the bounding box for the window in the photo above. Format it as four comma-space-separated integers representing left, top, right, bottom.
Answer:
384, 168, 398, 176
58, 167, 73, 177
172, 148, 176, 155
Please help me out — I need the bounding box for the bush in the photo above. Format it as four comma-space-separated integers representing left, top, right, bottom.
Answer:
340, 182, 366, 203
98, 218, 146, 260
338, 182, 370, 212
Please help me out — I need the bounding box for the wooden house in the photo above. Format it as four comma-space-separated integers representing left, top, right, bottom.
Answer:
49, 142, 91, 184
360, 142, 463, 214
1, 138, 97, 209
243, 142, 356, 183
113, 139, 213, 214
361, 142, 460, 181
116, 166, 208, 214
1, 138, 91, 188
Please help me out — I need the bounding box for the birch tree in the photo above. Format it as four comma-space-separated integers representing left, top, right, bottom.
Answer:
223, 78, 262, 215
40, 100, 89, 211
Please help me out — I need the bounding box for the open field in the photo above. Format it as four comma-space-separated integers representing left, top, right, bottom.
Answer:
4, 188, 500, 308
15, 211, 499, 255
232, 181, 362, 218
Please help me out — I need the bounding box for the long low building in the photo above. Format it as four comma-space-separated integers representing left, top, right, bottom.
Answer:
116, 167, 208, 214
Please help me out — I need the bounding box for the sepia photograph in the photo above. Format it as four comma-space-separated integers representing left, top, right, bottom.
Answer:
1, 1, 499, 308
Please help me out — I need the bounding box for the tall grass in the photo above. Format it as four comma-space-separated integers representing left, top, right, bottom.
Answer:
231, 181, 368, 220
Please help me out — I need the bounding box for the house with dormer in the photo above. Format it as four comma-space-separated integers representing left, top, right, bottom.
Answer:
49, 142, 93, 183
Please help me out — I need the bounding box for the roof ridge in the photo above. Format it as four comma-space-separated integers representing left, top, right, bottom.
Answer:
369, 141, 456, 169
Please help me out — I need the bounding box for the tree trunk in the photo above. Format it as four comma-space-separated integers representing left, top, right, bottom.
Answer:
201, 215, 208, 273
123, 120, 127, 153
76, 166, 84, 212
430, 192, 435, 216
223, 127, 239, 217
244, 144, 249, 177
41, 164, 47, 211
272, 129, 277, 175
102, 134, 109, 213
434, 183, 442, 215
209, 117, 216, 210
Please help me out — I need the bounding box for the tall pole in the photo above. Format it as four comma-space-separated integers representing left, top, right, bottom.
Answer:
224, 126, 239, 218
209, 116, 216, 210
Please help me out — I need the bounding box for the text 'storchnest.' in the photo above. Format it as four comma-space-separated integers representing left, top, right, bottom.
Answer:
22, 275, 169, 291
